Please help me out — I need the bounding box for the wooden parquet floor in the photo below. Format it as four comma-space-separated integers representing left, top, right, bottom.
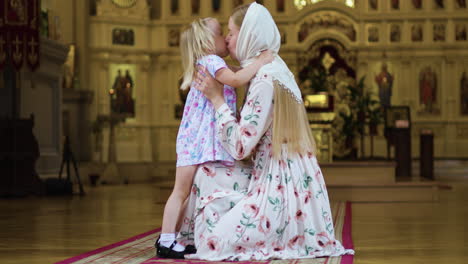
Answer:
1, 169, 467, 264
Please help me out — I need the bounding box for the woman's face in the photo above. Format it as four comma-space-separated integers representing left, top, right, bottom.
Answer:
226, 17, 240, 61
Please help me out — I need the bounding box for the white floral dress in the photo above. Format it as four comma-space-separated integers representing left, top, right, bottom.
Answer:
177, 73, 355, 261
176, 55, 236, 167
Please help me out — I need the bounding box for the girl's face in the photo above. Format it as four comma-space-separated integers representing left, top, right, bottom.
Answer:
226, 17, 240, 61
206, 18, 228, 58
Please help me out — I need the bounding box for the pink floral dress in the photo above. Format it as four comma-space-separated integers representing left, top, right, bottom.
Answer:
176, 55, 236, 167
177, 73, 354, 260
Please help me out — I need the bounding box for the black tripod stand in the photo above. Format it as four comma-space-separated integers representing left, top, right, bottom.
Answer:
58, 136, 85, 196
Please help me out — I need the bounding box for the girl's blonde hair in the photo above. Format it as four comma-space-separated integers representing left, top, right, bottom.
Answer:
180, 18, 216, 90
231, 4, 317, 157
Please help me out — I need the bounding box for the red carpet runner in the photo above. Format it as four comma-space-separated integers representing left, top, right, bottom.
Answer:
56, 202, 353, 264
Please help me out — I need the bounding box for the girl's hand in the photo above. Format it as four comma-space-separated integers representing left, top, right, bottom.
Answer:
258, 50, 274, 65
194, 66, 225, 109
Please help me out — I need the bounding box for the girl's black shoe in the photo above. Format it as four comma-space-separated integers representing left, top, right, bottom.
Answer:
155, 238, 185, 259
184, 244, 197, 254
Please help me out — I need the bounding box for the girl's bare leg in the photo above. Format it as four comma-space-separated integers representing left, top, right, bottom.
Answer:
158, 165, 197, 252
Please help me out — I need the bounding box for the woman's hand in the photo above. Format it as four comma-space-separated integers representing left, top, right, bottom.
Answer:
194, 66, 226, 109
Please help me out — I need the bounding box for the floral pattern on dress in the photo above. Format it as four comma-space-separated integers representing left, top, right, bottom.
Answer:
176, 55, 236, 167
178, 74, 354, 260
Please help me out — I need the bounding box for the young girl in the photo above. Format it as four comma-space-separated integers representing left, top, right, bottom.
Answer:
156, 17, 273, 259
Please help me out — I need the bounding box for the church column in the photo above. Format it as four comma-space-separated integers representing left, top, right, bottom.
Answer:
424, 19, 431, 44
444, 58, 457, 119
447, 19, 455, 43
400, 0, 409, 11
200, 0, 210, 17
98, 62, 111, 116
222, 0, 232, 19
379, 0, 388, 12
155, 54, 171, 124
285, 0, 295, 16
134, 58, 153, 162
401, 20, 410, 44
382, 20, 389, 44
180, 0, 190, 17
358, 22, 366, 44
161, 0, 170, 19
75, 0, 92, 160
446, 0, 455, 11
137, 59, 151, 124
400, 59, 414, 109
444, 58, 457, 156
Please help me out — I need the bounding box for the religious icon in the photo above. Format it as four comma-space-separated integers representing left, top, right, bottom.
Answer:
461, 71, 468, 115
368, 26, 379, 42
455, 0, 466, 8
168, 28, 180, 47
412, 24, 423, 42
191, 0, 200, 14
375, 63, 394, 108
412, 0, 422, 9
434, 0, 444, 9
390, 24, 401, 42
419, 67, 438, 114
112, 28, 135, 46
456, 24, 467, 41
212, 0, 221, 12
280, 29, 287, 44
368, 0, 378, 10
369, 0, 378, 10
171, 0, 179, 14
277, 0, 285, 12
391, 0, 399, 10
111, 69, 135, 116
433, 24, 445, 42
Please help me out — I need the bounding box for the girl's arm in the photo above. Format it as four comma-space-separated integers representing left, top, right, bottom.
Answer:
215, 50, 274, 88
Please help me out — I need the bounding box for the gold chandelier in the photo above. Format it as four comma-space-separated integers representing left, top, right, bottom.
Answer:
294, 0, 355, 10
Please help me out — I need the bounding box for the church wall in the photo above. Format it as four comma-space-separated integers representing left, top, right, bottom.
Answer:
78, 0, 468, 176
358, 51, 468, 158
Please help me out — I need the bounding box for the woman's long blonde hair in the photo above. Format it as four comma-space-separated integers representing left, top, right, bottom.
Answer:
179, 18, 216, 90
232, 4, 316, 157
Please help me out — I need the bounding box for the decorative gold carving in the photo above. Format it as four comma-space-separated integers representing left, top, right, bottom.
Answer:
456, 126, 468, 139
298, 11, 356, 43
297, 39, 357, 70
6, 0, 27, 25
12, 35, 23, 64
27, 37, 38, 64
310, 124, 334, 163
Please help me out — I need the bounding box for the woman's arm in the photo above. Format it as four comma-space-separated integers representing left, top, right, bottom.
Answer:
194, 67, 273, 160
215, 50, 273, 88
215, 79, 273, 160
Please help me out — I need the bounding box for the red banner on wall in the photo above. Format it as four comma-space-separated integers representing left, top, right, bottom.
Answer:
0, 0, 40, 71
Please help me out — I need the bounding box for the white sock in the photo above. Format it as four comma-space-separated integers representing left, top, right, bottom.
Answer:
159, 233, 185, 252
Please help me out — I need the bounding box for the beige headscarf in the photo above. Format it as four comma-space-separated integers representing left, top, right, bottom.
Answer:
236, 3, 303, 103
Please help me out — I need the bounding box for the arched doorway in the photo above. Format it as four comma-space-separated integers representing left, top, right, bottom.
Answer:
297, 38, 358, 159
